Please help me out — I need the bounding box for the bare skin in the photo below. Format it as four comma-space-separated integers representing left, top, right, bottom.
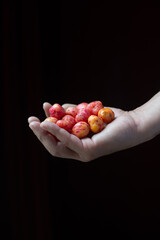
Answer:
28, 92, 160, 162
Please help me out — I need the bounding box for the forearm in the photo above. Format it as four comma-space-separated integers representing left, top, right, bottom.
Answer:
133, 91, 160, 143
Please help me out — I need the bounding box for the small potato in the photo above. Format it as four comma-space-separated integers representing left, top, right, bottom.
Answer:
87, 101, 103, 115
88, 115, 104, 133
76, 102, 88, 110
75, 109, 91, 123
72, 121, 90, 139
49, 103, 65, 119
44, 117, 58, 124
56, 120, 72, 132
65, 106, 78, 117
62, 115, 76, 129
98, 108, 115, 124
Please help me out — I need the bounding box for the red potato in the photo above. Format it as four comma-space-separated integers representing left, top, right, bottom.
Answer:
56, 120, 72, 133
49, 103, 65, 119
75, 109, 91, 123
76, 102, 88, 110
65, 106, 78, 117
72, 121, 90, 139
62, 115, 76, 129
88, 115, 104, 133
87, 101, 103, 115
44, 117, 58, 124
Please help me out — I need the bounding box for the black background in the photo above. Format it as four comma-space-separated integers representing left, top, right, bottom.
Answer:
2, 1, 160, 239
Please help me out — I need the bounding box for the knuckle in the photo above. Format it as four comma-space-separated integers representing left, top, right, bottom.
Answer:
62, 103, 70, 110
62, 103, 77, 110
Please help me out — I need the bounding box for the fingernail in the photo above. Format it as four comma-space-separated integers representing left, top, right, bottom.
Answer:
28, 117, 31, 123
29, 125, 33, 130
43, 102, 48, 107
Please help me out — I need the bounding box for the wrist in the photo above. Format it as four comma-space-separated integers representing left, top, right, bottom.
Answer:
131, 104, 160, 144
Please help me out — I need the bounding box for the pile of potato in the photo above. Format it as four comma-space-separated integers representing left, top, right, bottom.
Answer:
44, 101, 115, 139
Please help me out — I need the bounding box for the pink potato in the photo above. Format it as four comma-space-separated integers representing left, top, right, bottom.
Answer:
72, 121, 90, 139
65, 106, 78, 117
76, 102, 88, 110
87, 101, 103, 116
44, 117, 58, 124
49, 103, 65, 119
62, 115, 76, 129
56, 120, 72, 133
75, 109, 91, 123
88, 115, 104, 133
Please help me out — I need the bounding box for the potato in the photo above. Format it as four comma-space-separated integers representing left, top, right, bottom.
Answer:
75, 109, 91, 123
98, 108, 115, 124
49, 103, 65, 119
76, 102, 88, 110
44, 117, 58, 124
87, 101, 103, 115
56, 120, 72, 132
72, 121, 90, 139
88, 115, 104, 133
65, 106, 78, 117
62, 115, 76, 129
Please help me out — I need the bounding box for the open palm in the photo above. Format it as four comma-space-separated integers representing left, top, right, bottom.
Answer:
28, 102, 138, 162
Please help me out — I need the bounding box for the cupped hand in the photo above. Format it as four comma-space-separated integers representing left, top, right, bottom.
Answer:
28, 102, 139, 162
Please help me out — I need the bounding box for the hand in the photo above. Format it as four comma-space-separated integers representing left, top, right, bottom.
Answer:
28, 102, 140, 162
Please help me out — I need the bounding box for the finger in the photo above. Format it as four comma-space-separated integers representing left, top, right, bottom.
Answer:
40, 121, 83, 154
29, 121, 58, 154
62, 103, 77, 110
43, 102, 52, 117
28, 116, 40, 124
29, 121, 56, 144
30, 121, 80, 159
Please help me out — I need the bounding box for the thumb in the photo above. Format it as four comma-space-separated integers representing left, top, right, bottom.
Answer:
62, 103, 77, 110
43, 102, 52, 117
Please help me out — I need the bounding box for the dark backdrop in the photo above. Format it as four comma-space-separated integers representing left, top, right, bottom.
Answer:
2, 1, 160, 239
